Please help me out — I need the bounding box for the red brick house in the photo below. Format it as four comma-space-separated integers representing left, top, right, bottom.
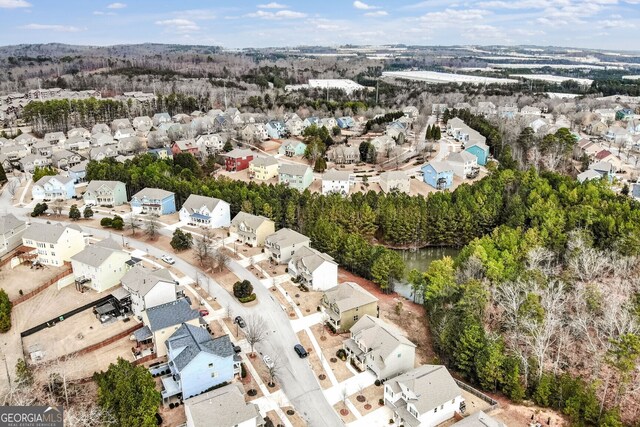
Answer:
224, 148, 254, 172
171, 139, 201, 156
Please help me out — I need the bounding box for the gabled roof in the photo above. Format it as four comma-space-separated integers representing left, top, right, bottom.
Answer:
23, 223, 82, 244
224, 148, 254, 159
577, 169, 602, 183
350, 315, 416, 360
0, 214, 25, 235
453, 411, 506, 427
231, 212, 273, 231
185, 383, 261, 427
146, 299, 198, 332
289, 245, 336, 273
380, 170, 408, 182
424, 161, 453, 174
181, 194, 227, 214
131, 187, 174, 201
70, 238, 126, 268
265, 228, 309, 248
279, 163, 310, 177
121, 265, 175, 297
590, 161, 614, 173
323, 282, 378, 312
167, 323, 234, 372
250, 156, 279, 167
323, 168, 353, 182
447, 151, 477, 164
85, 180, 124, 193
34, 174, 74, 187
388, 365, 461, 414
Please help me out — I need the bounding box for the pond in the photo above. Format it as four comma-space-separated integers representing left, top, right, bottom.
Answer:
392, 247, 460, 302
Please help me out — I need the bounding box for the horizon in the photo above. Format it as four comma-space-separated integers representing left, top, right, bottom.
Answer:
0, 0, 638, 50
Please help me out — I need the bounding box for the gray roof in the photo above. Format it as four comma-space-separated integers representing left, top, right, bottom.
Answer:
185, 383, 260, 427
182, 194, 227, 214
146, 299, 199, 332
447, 151, 477, 164
323, 168, 353, 182
453, 411, 506, 427
577, 169, 602, 182
380, 170, 408, 183
265, 228, 309, 248
388, 365, 461, 414
34, 174, 74, 187
167, 323, 234, 371
70, 238, 125, 267
133, 325, 152, 342
289, 245, 336, 273
350, 315, 416, 360
323, 282, 378, 312
121, 265, 175, 297
51, 149, 79, 162
590, 161, 614, 173
0, 214, 25, 235
231, 211, 273, 231
426, 161, 453, 174
69, 160, 89, 173
23, 222, 82, 244
85, 180, 125, 193
279, 163, 310, 177
132, 187, 174, 201
224, 148, 254, 158
250, 156, 279, 167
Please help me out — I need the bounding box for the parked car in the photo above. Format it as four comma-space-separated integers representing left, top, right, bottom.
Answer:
161, 255, 175, 265
294, 344, 308, 358
233, 345, 242, 354
263, 354, 274, 368
234, 316, 246, 328
199, 309, 209, 317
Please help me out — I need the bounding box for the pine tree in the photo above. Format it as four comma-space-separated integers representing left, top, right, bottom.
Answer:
69, 204, 81, 220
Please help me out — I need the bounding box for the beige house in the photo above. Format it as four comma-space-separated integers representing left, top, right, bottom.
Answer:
230, 212, 275, 247
249, 156, 279, 181
143, 299, 200, 358
185, 383, 263, 427
22, 223, 85, 267
70, 238, 132, 293
0, 214, 27, 257
380, 171, 410, 193
322, 282, 379, 333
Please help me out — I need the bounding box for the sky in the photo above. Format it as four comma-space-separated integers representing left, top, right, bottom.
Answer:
0, 0, 639, 50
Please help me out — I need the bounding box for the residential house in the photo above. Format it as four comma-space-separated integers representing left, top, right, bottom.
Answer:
288, 246, 338, 291
173, 113, 192, 125
130, 188, 176, 215
32, 141, 53, 157
303, 117, 320, 129
116, 136, 143, 155
321, 168, 353, 196
454, 102, 472, 111
143, 299, 200, 358
447, 118, 487, 147
529, 118, 549, 134
32, 174, 75, 200
68, 160, 89, 183
322, 282, 379, 333
67, 127, 90, 139
230, 212, 275, 247
161, 323, 237, 401
465, 142, 490, 166
520, 106, 542, 116
498, 105, 518, 119
184, 383, 263, 427
320, 117, 337, 130
386, 122, 407, 142
337, 116, 356, 129
385, 365, 464, 427
453, 411, 506, 427
114, 127, 135, 140
111, 118, 132, 133
476, 101, 497, 117
22, 223, 85, 266
431, 104, 448, 116
594, 150, 623, 171
44, 132, 66, 146
196, 134, 223, 154
588, 121, 608, 136
148, 147, 172, 160
70, 238, 131, 293
63, 136, 90, 151
589, 161, 616, 179
90, 145, 118, 161
264, 228, 310, 264
606, 126, 632, 145
171, 139, 201, 156
446, 151, 478, 179
91, 133, 115, 147
153, 112, 172, 127
577, 169, 603, 183
344, 315, 416, 380
402, 106, 420, 120
0, 214, 27, 257
51, 149, 82, 169
286, 115, 304, 136
241, 124, 268, 142
122, 265, 178, 318
83, 180, 127, 206
91, 123, 111, 135
249, 156, 280, 181
595, 108, 617, 122
371, 135, 396, 154
278, 140, 307, 157
421, 161, 454, 190
279, 164, 313, 191
224, 149, 254, 172
265, 121, 286, 139
327, 144, 360, 164
179, 194, 231, 229
380, 171, 410, 193
13, 133, 37, 147
19, 154, 50, 174
133, 116, 153, 132
0, 144, 29, 161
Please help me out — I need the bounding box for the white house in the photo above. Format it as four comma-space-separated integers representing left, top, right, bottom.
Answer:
31, 175, 76, 201
0, 214, 27, 257
385, 365, 464, 427
288, 246, 338, 291
345, 315, 416, 380
264, 228, 310, 264
446, 151, 478, 178
380, 171, 410, 193
121, 265, 178, 318
71, 238, 132, 293
196, 134, 224, 154
22, 223, 85, 266
321, 169, 353, 196
179, 194, 231, 229
184, 383, 262, 427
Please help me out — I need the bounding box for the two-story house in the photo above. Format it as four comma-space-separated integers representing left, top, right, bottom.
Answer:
345, 315, 416, 380
130, 188, 176, 215
19, 154, 50, 174
249, 156, 279, 181
133, 116, 153, 132
337, 116, 355, 129
446, 151, 478, 179
32, 174, 76, 200
70, 238, 131, 292
278, 164, 313, 191
51, 149, 83, 170
264, 228, 310, 264
380, 171, 410, 193
64, 136, 90, 151
153, 112, 172, 127
171, 139, 201, 156
91, 123, 111, 135
196, 134, 224, 154
68, 160, 89, 184
161, 323, 237, 401
321, 169, 353, 196
230, 212, 275, 247
22, 223, 85, 266
421, 161, 454, 190
265, 121, 286, 139
0, 214, 27, 257
464, 141, 490, 166
278, 140, 307, 157
83, 180, 128, 206
92, 133, 116, 147
224, 149, 254, 172
285, 116, 304, 136
67, 127, 90, 140
322, 282, 379, 333
179, 194, 231, 229
121, 265, 178, 318
327, 144, 360, 164
385, 365, 464, 427
184, 383, 263, 427
90, 145, 118, 161
143, 299, 200, 358
44, 132, 66, 146
288, 246, 337, 291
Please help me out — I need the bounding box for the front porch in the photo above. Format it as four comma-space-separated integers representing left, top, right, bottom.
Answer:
343, 338, 367, 372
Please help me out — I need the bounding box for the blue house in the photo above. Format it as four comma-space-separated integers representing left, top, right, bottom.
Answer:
278, 140, 307, 157
68, 160, 89, 183
31, 174, 76, 201
130, 188, 176, 215
465, 142, 490, 166
265, 121, 286, 139
162, 323, 238, 400
337, 117, 355, 129
422, 161, 454, 190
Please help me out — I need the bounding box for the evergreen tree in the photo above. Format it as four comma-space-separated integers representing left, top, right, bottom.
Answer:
0, 289, 11, 333
170, 229, 193, 251
223, 140, 233, 152
83, 206, 94, 219
69, 204, 81, 220
314, 157, 327, 173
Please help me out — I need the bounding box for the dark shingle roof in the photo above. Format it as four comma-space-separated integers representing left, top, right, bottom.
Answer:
167, 323, 234, 371
145, 299, 198, 332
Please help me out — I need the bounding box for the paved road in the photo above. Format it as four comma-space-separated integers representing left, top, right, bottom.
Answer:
1, 178, 342, 427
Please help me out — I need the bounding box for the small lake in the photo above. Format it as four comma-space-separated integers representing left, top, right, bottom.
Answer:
392, 247, 460, 302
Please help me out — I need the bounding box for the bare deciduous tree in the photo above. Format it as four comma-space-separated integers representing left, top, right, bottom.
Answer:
244, 315, 267, 355
51, 199, 65, 217
143, 214, 160, 240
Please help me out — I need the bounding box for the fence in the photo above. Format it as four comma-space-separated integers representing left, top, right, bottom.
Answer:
53, 323, 142, 361
12, 263, 73, 306
454, 379, 499, 412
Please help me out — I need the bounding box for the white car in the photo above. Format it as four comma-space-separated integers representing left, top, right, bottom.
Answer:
262, 355, 274, 369
161, 255, 175, 265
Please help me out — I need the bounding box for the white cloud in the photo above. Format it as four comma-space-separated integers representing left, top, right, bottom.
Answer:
107, 2, 126, 9
93, 10, 115, 15
247, 9, 306, 19
353, 1, 378, 10
21, 23, 83, 32
602, 19, 636, 28
418, 8, 489, 25
155, 18, 200, 33
365, 10, 388, 17
257, 2, 287, 8
0, 0, 31, 8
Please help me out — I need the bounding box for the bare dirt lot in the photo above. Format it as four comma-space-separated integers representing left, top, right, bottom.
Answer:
64, 336, 134, 380
309, 323, 353, 383
0, 263, 69, 300
280, 280, 323, 316
296, 330, 331, 389
348, 383, 383, 417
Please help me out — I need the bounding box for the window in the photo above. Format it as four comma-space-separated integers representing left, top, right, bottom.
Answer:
353, 315, 359, 322
397, 353, 401, 358
434, 407, 438, 413
441, 404, 444, 410
211, 372, 217, 378
208, 363, 213, 368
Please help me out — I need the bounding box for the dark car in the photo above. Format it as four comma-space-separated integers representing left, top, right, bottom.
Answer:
233, 345, 242, 354
234, 316, 246, 328
294, 344, 308, 358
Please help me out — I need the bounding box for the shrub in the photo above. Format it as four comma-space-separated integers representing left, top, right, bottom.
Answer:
0, 289, 12, 333
374, 379, 382, 387
100, 217, 112, 227
233, 280, 254, 299
31, 202, 48, 217
241, 363, 247, 378
336, 349, 347, 360
238, 293, 257, 304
